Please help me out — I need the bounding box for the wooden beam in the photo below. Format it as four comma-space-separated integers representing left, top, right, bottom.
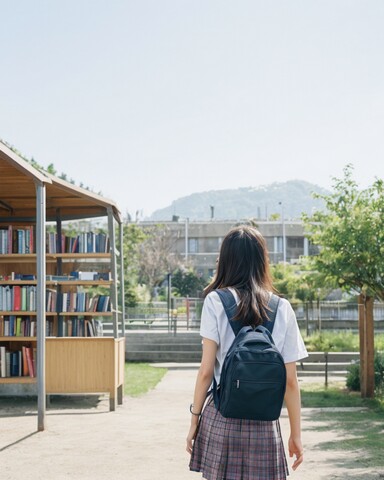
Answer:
358, 294, 375, 398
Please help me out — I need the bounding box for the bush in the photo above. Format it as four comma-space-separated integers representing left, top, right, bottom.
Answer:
346, 352, 384, 395
304, 331, 360, 352
346, 362, 360, 391
303, 331, 384, 352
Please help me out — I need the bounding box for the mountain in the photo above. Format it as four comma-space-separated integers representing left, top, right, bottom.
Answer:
149, 180, 329, 221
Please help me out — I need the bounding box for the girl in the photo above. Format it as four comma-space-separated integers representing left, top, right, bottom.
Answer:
186, 225, 308, 480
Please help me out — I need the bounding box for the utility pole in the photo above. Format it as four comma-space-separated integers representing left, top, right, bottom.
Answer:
279, 201, 286, 264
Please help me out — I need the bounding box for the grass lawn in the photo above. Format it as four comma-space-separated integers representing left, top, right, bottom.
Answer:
300, 381, 384, 469
124, 362, 167, 397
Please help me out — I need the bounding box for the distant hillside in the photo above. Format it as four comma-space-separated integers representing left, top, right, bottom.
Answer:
149, 180, 329, 221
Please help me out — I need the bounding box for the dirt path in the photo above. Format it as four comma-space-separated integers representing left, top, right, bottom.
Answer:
0, 370, 382, 480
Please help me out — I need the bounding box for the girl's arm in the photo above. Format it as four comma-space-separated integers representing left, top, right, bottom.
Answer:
186, 338, 217, 454
284, 361, 304, 471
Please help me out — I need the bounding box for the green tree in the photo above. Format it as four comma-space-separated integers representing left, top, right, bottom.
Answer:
172, 268, 207, 297
303, 165, 384, 397
271, 261, 333, 303
123, 223, 147, 306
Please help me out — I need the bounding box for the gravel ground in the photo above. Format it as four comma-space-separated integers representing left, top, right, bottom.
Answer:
0, 370, 383, 480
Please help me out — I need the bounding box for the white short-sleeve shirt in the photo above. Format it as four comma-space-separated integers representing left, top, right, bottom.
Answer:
200, 289, 308, 383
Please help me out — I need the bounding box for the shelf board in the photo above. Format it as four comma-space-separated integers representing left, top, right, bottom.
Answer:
0, 311, 57, 316
0, 280, 111, 286
0, 280, 37, 285
0, 376, 36, 384
0, 336, 37, 341
0, 253, 110, 263
48, 253, 110, 259
54, 280, 112, 286
59, 312, 112, 316
0, 254, 50, 264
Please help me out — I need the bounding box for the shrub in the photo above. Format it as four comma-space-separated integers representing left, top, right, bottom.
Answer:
346, 352, 384, 395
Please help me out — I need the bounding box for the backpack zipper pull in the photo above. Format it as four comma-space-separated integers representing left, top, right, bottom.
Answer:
237, 380, 240, 389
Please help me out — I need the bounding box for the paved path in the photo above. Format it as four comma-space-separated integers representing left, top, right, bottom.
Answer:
0, 370, 382, 480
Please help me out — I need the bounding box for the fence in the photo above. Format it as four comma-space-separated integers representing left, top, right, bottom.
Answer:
124, 299, 384, 333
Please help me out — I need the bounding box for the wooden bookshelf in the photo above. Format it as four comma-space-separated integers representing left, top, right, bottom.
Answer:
0, 142, 125, 423
46, 337, 125, 410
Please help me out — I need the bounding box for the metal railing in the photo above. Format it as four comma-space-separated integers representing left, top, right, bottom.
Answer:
123, 299, 384, 333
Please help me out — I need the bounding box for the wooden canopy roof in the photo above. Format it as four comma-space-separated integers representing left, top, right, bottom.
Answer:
0, 141, 121, 223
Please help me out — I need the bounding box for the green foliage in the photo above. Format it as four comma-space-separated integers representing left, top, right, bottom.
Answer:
122, 223, 147, 306
271, 261, 333, 302
172, 268, 207, 297
303, 165, 384, 300
346, 362, 360, 391
303, 330, 361, 352
346, 352, 384, 395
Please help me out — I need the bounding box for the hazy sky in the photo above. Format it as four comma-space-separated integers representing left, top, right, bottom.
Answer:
1, 1, 383, 218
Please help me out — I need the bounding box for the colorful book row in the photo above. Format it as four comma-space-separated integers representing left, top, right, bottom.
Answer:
47, 290, 111, 313
0, 226, 34, 254
46, 232, 109, 254
0, 316, 54, 337
61, 317, 103, 337
0, 285, 37, 311
0, 227, 110, 254
0, 345, 36, 378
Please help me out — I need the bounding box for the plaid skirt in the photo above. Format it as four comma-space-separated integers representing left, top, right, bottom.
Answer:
189, 398, 289, 480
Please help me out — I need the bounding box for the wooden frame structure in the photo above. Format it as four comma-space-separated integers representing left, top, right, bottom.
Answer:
0, 141, 125, 430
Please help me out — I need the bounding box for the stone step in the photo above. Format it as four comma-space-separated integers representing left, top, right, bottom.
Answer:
297, 362, 353, 371
127, 343, 202, 352
126, 351, 202, 362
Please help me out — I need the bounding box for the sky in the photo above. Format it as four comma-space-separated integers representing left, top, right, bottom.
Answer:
1, 1, 384, 219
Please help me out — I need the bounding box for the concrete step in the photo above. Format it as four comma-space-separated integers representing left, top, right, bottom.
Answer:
297, 370, 348, 377
297, 362, 353, 371
126, 351, 202, 362
127, 343, 202, 352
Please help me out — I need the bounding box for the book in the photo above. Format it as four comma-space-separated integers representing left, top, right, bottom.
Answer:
0, 346, 6, 377
10, 351, 19, 376
25, 347, 35, 377
13, 285, 21, 310
22, 346, 29, 376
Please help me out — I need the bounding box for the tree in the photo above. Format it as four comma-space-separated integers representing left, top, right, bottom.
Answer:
172, 267, 207, 297
303, 165, 384, 397
271, 261, 333, 303
136, 224, 181, 300
122, 223, 147, 306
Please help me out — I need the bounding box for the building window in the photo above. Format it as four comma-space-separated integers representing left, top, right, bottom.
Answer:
287, 237, 304, 249
189, 238, 199, 253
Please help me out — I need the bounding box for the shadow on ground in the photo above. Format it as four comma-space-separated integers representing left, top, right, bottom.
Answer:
0, 394, 104, 418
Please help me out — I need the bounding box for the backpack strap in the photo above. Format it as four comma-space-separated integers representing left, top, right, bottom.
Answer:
215, 288, 280, 335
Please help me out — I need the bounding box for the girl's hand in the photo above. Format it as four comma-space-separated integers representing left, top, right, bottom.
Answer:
186, 423, 198, 454
288, 436, 304, 471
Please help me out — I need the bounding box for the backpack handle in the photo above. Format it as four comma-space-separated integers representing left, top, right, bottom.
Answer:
254, 324, 275, 345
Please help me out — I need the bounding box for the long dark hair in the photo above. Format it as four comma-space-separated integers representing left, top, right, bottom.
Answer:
204, 225, 275, 326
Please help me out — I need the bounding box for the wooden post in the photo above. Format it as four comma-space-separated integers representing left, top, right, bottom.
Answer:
358, 294, 366, 396
358, 294, 375, 398
365, 296, 375, 397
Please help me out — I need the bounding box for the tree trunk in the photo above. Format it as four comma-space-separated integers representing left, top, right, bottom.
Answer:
358, 294, 375, 398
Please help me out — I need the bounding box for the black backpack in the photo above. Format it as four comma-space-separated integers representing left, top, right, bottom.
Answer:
212, 288, 286, 421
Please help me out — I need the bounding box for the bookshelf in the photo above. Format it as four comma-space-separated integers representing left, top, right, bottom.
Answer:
0, 142, 125, 428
